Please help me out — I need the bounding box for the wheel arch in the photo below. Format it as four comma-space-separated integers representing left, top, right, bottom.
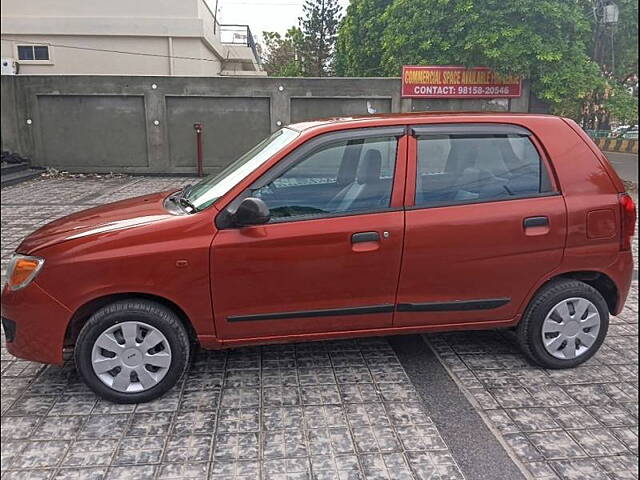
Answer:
530, 270, 619, 315
65, 293, 198, 348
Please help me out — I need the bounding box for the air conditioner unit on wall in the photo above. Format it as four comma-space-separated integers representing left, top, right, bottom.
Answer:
1, 57, 18, 75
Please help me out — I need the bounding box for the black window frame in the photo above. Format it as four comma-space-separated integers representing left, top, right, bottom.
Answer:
217, 126, 405, 229
410, 123, 559, 211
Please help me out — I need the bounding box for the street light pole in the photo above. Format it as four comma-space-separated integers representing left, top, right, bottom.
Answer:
589, 0, 620, 130
593, 0, 619, 75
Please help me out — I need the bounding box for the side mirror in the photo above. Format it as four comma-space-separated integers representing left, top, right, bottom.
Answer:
233, 197, 270, 227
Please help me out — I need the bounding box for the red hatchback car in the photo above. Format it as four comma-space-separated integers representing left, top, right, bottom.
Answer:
2, 113, 636, 403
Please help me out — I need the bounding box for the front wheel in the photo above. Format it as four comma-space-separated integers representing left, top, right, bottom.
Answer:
516, 279, 609, 369
75, 299, 191, 403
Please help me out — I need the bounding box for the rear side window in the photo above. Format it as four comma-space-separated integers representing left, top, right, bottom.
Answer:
415, 133, 554, 207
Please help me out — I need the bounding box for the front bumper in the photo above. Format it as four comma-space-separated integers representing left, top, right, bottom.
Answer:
1, 281, 71, 365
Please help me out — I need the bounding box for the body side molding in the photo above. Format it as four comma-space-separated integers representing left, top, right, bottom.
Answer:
397, 298, 511, 312
227, 304, 395, 322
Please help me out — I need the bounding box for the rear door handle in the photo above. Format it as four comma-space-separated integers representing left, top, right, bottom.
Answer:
524, 216, 549, 228
351, 231, 380, 243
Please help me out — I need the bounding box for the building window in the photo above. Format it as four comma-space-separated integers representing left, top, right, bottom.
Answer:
17, 45, 50, 61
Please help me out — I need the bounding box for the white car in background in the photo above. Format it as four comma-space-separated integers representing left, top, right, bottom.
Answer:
621, 127, 638, 140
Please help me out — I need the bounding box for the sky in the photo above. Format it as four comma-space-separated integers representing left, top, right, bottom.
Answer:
207, 0, 351, 41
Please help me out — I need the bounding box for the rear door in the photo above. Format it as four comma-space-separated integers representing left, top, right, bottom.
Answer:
212, 127, 409, 341
395, 123, 567, 327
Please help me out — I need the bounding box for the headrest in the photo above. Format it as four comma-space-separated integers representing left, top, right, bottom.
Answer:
357, 149, 382, 184
446, 139, 477, 172
456, 167, 481, 190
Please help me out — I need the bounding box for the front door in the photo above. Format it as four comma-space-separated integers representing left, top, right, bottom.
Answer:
212, 127, 407, 341
395, 123, 567, 327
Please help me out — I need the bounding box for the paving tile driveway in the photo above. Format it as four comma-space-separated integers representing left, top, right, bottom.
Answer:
427, 282, 638, 480
1, 177, 464, 480
1, 175, 637, 480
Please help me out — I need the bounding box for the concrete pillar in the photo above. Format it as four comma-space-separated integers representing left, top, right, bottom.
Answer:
391, 89, 402, 113
15, 77, 36, 160
270, 81, 291, 130
509, 80, 530, 113
168, 37, 175, 76
143, 84, 170, 171
400, 98, 412, 113
0, 76, 19, 152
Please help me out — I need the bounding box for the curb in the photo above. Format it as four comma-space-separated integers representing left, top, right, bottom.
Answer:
594, 138, 638, 154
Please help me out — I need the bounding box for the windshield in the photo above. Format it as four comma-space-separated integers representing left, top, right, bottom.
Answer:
184, 127, 300, 211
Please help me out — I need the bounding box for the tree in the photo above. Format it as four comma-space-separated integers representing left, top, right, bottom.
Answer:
332, 0, 637, 124
605, 83, 638, 125
378, 0, 603, 116
579, 0, 638, 128
261, 28, 305, 77
585, 0, 638, 83
334, 0, 393, 76
299, 0, 342, 76
613, 0, 638, 85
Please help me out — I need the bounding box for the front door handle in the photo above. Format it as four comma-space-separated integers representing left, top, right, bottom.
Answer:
351, 231, 380, 243
524, 216, 549, 228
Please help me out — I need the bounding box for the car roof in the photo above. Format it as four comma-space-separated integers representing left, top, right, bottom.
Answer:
287, 111, 559, 133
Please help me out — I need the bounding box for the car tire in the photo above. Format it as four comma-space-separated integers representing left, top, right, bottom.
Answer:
75, 299, 191, 403
516, 279, 609, 369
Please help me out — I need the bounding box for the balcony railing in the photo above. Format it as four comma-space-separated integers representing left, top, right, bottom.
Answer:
219, 24, 260, 64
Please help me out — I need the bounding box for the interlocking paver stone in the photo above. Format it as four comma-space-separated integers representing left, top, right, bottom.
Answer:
62, 439, 119, 468
428, 275, 639, 479
2, 175, 637, 480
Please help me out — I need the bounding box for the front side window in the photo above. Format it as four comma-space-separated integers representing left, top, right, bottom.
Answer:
17, 45, 50, 61
252, 135, 397, 220
415, 133, 553, 207
185, 127, 300, 211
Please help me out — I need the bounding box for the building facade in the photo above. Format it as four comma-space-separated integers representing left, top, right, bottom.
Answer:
0, 0, 264, 76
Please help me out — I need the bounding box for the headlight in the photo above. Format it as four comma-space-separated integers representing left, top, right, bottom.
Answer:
4, 254, 45, 291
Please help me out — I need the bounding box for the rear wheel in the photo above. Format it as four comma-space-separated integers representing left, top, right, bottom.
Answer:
517, 279, 609, 369
75, 299, 190, 403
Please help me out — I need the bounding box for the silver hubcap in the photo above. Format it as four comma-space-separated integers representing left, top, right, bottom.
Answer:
541, 297, 601, 360
91, 321, 172, 393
